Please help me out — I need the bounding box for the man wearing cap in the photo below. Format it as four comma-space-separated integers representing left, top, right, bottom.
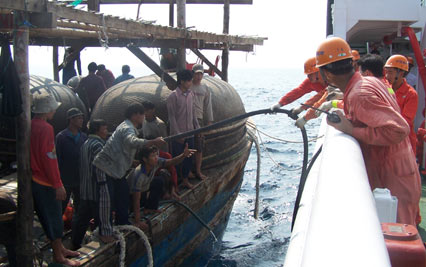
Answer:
56, 108, 87, 214
31, 90, 81, 266
190, 64, 213, 180
317, 37, 421, 225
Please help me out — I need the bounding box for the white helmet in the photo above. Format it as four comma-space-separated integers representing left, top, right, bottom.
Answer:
31, 89, 61, 114
67, 75, 81, 90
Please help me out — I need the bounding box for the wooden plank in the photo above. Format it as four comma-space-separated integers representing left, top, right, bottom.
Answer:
221, 0, 229, 82
53, 46, 59, 82
176, 0, 186, 71
13, 9, 34, 267
57, 0, 253, 4
190, 48, 223, 79
169, 0, 174, 27
58, 45, 84, 71
126, 45, 177, 90
0, 1, 265, 45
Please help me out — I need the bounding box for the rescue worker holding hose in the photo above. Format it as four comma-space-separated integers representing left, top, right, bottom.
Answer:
317, 37, 421, 226
270, 57, 327, 115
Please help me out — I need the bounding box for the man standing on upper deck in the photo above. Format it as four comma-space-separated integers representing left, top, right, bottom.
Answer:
270, 57, 327, 115
75, 62, 107, 114
190, 64, 214, 180
318, 37, 421, 226
385, 55, 418, 155
30, 90, 81, 266
167, 70, 200, 189
96, 64, 115, 89
114, 65, 135, 85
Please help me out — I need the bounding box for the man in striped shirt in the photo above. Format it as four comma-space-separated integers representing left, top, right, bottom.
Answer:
71, 119, 108, 249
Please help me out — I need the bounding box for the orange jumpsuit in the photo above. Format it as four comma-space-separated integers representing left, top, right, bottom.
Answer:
304, 90, 328, 121
278, 78, 326, 106
344, 73, 421, 225
394, 79, 418, 155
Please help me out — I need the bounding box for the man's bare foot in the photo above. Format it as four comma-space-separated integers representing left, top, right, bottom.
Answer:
54, 256, 81, 266
134, 221, 148, 231
99, 235, 115, 243
144, 208, 163, 215
182, 179, 193, 189
196, 172, 207, 180
188, 171, 196, 179
62, 248, 80, 257
172, 191, 181, 200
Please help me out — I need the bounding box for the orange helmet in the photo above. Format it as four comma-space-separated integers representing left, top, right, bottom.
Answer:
385, 55, 409, 72
316, 37, 353, 67
351, 50, 360, 61
304, 57, 319, 75
407, 56, 414, 65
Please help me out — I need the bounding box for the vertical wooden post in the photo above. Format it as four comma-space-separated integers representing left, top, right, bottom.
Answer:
222, 0, 230, 82
176, 0, 186, 71
169, 0, 174, 27
53, 46, 59, 82
13, 10, 33, 267
88, 0, 100, 12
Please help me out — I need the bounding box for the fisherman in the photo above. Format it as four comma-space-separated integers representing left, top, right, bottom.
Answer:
71, 119, 108, 250
167, 70, 200, 189
270, 57, 327, 115
317, 37, 421, 225
190, 64, 214, 180
30, 90, 81, 266
92, 103, 166, 243
96, 64, 115, 89
114, 65, 135, 85
128, 145, 195, 229
385, 55, 418, 155
351, 49, 360, 71
142, 101, 179, 198
62, 47, 82, 85
160, 48, 178, 72
56, 108, 87, 214
75, 62, 107, 113
317, 53, 391, 113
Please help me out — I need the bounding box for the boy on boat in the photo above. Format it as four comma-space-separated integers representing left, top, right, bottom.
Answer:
142, 101, 179, 198
93, 103, 166, 243
385, 55, 418, 155
114, 65, 135, 85
30, 89, 81, 266
190, 64, 214, 180
270, 57, 327, 115
167, 70, 200, 189
56, 108, 87, 214
318, 37, 421, 226
128, 145, 195, 229
71, 119, 108, 249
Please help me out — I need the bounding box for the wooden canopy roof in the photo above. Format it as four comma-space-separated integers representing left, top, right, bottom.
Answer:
0, 0, 266, 51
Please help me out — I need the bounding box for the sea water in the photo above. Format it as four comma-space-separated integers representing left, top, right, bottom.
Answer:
206, 68, 321, 267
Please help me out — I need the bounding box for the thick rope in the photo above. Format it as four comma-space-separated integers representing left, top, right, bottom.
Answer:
115, 225, 154, 267
247, 129, 261, 219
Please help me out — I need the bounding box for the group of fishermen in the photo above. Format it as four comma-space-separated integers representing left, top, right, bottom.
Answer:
271, 37, 422, 227
26, 63, 213, 266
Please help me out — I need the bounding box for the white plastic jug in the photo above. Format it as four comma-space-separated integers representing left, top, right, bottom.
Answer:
373, 188, 398, 223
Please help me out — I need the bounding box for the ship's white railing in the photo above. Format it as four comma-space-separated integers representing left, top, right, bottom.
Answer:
284, 116, 391, 267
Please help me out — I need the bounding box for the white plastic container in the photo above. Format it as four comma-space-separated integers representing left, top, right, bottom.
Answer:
373, 188, 398, 223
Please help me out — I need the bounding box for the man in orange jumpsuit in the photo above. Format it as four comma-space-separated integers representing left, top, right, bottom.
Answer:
317, 37, 421, 226
270, 57, 327, 114
351, 49, 360, 71
385, 55, 418, 155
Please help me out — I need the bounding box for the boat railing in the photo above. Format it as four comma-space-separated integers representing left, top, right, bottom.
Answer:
284, 116, 391, 267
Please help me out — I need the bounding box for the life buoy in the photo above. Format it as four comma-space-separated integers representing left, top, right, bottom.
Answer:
208, 55, 220, 76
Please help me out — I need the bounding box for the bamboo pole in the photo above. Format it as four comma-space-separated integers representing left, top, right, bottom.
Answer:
53, 46, 59, 82
169, 0, 174, 27
176, 0, 186, 71
222, 0, 230, 82
13, 9, 34, 267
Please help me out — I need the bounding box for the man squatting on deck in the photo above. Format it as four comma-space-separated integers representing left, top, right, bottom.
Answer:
30, 90, 81, 266
316, 37, 421, 226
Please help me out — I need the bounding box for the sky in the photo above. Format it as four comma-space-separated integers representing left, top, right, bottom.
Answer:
28, 0, 328, 79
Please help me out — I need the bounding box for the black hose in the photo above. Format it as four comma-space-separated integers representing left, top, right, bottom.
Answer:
161, 199, 218, 241
291, 145, 323, 231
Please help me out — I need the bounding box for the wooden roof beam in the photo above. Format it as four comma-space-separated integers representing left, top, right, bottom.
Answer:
56, 0, 253, 4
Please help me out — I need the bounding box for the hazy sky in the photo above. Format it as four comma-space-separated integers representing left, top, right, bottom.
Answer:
28, 0, 327, 79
